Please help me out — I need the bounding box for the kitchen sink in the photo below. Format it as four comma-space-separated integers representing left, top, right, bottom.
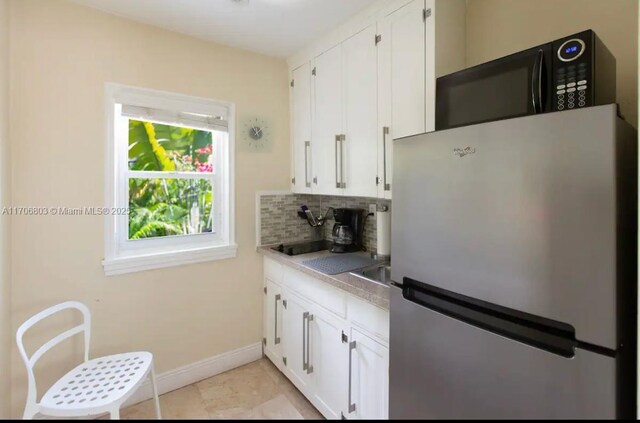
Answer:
349, 264, 391, 286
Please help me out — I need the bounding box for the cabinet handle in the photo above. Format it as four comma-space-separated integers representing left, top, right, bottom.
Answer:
302, 312, 308, 371
382, 127, 391, 191
306, 313, 314, 374
274, 294, 281, 345
336, 135, 340, 188
348, 340, 357, 413
340, 135, 346, 189
304, 141, 311, 188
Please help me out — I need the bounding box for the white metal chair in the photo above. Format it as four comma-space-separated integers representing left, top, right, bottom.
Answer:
16, 301, 162, 420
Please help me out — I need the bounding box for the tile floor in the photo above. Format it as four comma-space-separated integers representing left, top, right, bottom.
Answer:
121, 358, 324, 420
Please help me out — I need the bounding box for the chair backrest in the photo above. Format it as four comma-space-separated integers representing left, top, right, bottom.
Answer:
16, 301, 91, 415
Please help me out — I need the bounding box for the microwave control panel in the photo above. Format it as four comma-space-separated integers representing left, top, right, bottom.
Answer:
552, 36, 592, 112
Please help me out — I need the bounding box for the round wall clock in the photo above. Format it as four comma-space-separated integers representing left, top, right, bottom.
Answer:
243, 117, 269, 150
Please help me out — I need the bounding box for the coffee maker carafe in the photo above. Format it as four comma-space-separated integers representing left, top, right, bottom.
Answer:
331, 208, 366, 253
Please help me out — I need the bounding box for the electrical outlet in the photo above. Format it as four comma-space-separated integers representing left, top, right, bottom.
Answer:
369, 204, 377, 214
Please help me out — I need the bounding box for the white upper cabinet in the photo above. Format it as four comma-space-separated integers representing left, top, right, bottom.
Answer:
291, 63, 313, 194
377, 0, 437, 199
312, 44, 343, 196
289, 0, 465, 199
383, 0, 429, 140
376, 18, 393, 199
313, 25, 378, 198
342, 24, 379, 198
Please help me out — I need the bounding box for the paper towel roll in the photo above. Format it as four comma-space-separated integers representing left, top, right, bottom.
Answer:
376, 210, 391, 257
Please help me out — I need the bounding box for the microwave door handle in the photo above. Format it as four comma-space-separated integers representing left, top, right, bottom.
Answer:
537, 49, 545, 112
532, 49, 544, 113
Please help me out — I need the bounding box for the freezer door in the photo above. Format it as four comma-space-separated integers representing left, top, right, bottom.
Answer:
389, 285, 616, 419
392, 105, 636, 349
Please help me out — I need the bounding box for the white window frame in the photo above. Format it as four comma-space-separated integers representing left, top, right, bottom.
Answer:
103, 83, 236, 276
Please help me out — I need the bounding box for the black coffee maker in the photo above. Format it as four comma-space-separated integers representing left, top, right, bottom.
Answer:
331, 208, 366, 253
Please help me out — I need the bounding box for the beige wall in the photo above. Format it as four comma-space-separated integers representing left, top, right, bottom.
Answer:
9, 0, 289, 416
466, 0, 639, 128
0, 0, 10, 418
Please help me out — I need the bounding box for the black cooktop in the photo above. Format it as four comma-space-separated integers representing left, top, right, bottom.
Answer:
271, 240, 332, 256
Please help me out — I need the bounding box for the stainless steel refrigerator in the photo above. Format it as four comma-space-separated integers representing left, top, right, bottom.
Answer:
390, 105, 637, 419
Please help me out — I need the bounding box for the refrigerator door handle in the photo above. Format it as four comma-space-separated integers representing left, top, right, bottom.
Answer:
401, 277, 578, 358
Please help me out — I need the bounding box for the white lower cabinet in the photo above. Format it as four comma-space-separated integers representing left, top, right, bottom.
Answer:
347, 328, 389, 420
263, 278, 283, 364
263, 257, 389, 420
281, 291, 313, 392
308, 307, 348, 419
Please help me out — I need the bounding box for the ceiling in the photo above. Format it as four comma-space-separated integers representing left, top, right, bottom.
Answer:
72, 0, 377, 58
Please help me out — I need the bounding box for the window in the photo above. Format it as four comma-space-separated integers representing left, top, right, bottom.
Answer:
103, 84, 236, 275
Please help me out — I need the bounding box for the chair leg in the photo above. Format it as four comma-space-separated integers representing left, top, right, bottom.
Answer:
110, 407, 121, 420
22, 409, 37, 420
150, 364, 162, 420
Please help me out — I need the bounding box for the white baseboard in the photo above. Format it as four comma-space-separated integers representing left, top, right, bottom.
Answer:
123, 342, 263, 407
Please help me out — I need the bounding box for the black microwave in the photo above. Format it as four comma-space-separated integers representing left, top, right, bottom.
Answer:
435, 30, 616, 131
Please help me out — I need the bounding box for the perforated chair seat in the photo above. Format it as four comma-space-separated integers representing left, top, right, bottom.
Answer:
40, 351, 153, 416
17, 301, 161, 420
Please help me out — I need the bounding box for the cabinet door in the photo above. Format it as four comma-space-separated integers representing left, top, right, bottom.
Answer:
291, 63, 313, 193
281, 291, 313, 393
383, 0, 426, 140
347, 329, 389, 420
312, 44, 343, 195
377, 20, 393, 199
308, 309, 348, 419
263, 279, 283, 365
342, 24, 379, 198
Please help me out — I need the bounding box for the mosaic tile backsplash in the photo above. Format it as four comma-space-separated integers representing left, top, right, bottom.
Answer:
259, 193, 391, 254
259, 194, 321, 246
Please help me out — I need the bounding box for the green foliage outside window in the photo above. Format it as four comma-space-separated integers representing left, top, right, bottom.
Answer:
128, 120, 215, 240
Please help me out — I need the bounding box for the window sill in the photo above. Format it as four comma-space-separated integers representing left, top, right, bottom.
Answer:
102, 244, 238, 276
